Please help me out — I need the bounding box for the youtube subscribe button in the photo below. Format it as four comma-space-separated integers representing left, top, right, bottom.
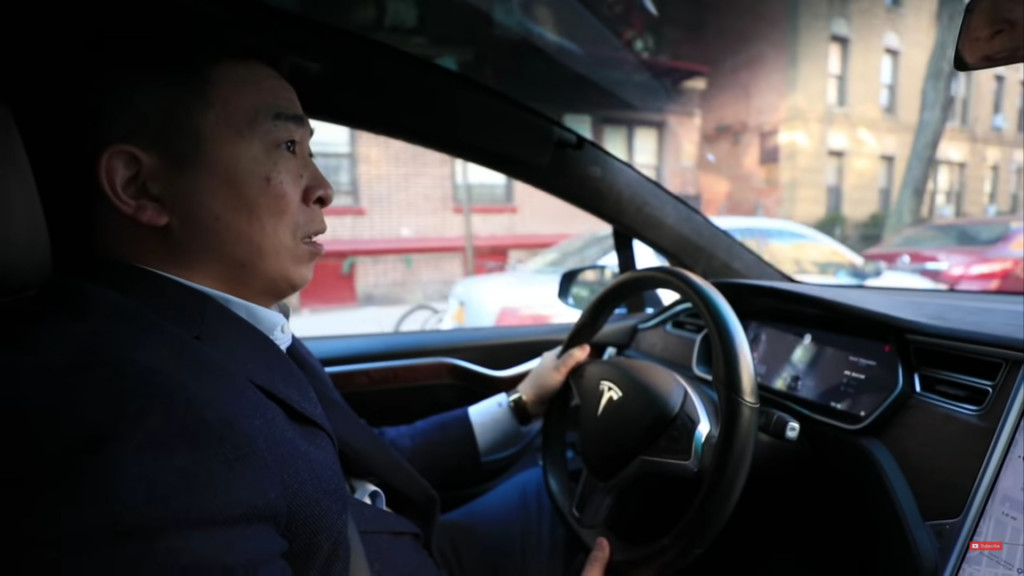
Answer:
969, 541, 1003, 551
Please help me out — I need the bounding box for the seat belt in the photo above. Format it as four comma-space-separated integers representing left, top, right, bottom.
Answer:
348, 514, 372, 576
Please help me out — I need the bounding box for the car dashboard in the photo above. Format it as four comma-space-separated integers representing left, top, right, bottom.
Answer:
623, 279, 1023, 575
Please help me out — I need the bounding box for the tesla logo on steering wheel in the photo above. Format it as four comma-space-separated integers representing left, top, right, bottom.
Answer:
597, 380, 623, 417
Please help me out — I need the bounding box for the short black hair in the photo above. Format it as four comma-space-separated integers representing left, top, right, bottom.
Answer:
82, 41, 291, 171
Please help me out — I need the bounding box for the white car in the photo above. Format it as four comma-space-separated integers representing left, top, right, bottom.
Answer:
440, 216, 947, 328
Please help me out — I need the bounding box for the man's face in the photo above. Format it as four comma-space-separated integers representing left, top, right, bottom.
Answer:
959, 0, 1024, 69
160, 61, 333, 306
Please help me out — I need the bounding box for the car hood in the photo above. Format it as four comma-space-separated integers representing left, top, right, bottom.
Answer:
448, 270, 563, 301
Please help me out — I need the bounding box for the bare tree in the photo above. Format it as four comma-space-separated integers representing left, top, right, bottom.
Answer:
883, 0, 963, 240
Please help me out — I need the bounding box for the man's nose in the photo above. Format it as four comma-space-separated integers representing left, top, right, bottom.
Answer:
305, 162, 335, 209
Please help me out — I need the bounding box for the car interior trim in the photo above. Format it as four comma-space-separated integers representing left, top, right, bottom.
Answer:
635, 300, 693, 330
689, 329, 714, 382
912, 372, 995, 415
941, 368, 1024, 576
324, 355, 542, 391
906, 333, 1024, 362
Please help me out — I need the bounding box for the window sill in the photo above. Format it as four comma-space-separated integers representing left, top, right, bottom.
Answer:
325, 206, 366, 216
453, 205, 517, 214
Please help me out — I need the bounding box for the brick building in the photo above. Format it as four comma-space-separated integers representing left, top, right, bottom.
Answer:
696, 0, 1024, 230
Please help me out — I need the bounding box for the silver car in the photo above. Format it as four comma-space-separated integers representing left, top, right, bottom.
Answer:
440, 217, 946, 329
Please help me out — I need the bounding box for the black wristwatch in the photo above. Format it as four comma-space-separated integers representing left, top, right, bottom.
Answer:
506, 390, 534, 426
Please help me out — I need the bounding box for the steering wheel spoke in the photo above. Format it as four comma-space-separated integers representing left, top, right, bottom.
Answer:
635, 454, 701, 479
571, 470, 618, 529
636, 382, 713, 479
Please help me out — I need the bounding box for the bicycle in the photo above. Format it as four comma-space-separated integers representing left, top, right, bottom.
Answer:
393, 303, 446, 332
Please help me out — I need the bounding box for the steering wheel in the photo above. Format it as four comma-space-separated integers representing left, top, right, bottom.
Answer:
543, 266, 759, 573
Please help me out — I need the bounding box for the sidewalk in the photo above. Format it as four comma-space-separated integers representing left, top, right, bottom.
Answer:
289, 302, 446, 337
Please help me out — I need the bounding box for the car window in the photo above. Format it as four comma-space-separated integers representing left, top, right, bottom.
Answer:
884, 221, 1017, 248
289, 120, 665, 337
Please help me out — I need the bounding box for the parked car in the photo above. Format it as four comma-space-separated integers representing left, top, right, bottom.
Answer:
441, 216, 947, 328
863, 216, 1024, 294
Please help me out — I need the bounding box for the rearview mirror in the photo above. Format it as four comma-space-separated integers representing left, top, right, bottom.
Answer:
558, 265, 619, 310
954, 0, 1024, 71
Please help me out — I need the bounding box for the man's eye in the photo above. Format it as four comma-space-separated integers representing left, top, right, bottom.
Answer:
283, 140, 297, 154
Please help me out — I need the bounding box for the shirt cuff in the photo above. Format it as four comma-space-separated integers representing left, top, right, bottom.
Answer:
467, 392, 541, 463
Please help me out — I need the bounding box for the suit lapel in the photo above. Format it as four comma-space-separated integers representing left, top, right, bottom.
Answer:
85, 261, 338, 448
199, 309, 339, 450
287, 340, 440, 534
85, 261, 438, 533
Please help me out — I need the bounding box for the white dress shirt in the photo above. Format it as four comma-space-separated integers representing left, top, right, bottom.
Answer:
142, 267, 538, 508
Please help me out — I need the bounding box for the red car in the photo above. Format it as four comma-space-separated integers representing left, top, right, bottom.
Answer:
863, 216, 1024, 293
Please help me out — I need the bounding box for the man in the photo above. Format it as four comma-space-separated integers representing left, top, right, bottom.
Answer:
8, 43, 610, 574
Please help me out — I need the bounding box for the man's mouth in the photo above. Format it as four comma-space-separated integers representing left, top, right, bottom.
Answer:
302, 228, 327, 254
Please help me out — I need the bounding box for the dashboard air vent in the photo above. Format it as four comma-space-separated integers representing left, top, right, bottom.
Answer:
910, 343, 1006, 411
667, 310, 705, 335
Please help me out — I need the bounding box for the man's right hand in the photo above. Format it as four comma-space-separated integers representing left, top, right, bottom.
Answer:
581, 537, 611, 576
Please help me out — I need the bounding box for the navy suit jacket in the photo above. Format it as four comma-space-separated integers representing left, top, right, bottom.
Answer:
7, 262, 482, 574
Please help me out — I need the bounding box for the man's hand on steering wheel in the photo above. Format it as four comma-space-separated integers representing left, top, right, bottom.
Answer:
515, 344, 591, 417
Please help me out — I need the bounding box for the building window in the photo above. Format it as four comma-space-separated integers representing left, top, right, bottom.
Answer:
880, 49, 898, 114
879, 156, 895, 211
827, 37, 849, 107
561, 113, 594, 139
310, 120, 358, 206
885, 0, 901, 7
1012, 164, 1023, 214
599, 122, 662, 181
826, 152, 844, 215
927, 161, 966, 219
948, 72, 972, 127
453, 159, 513, 206
984, 164, 1000, 216
992, 74, 1006, 131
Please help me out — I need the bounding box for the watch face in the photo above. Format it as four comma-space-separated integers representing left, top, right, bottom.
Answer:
508, 391, 533, 425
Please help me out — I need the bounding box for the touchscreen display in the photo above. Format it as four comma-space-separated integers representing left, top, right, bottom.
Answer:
957, 417, 1024, 576
746, 321, 900, 419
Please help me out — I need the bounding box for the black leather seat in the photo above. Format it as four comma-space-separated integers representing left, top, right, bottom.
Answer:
0, 101, 53, 568
0, 102, 51, 303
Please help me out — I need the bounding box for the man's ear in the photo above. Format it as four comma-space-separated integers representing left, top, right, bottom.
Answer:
97, 144, 171, 227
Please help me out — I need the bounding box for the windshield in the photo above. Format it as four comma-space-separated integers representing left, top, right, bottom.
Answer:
884, 221, 1018, 249
268, 0, 1024, 296
517, 231, 614, 273
728, 227, 860, 277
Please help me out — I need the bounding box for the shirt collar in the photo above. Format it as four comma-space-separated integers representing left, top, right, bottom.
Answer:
139, 266, 293, 351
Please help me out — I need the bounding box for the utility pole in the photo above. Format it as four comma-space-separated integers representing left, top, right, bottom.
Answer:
460, 161, 475, 276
